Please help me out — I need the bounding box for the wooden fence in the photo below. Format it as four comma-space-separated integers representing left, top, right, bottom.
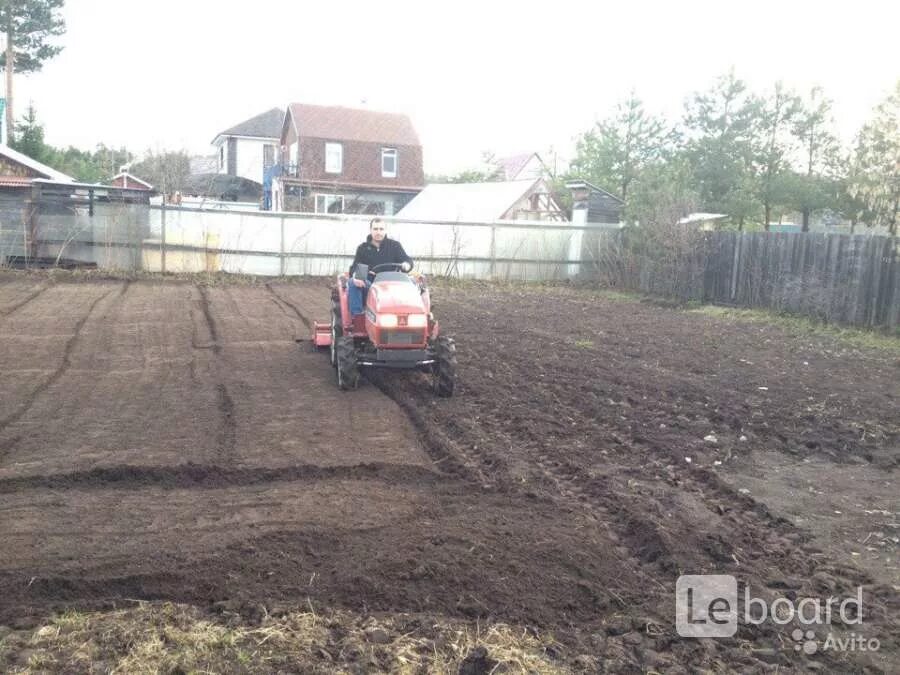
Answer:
583, 230, 900, 331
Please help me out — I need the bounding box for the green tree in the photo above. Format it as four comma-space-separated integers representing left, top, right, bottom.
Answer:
834, 165, 869, 233
752, 82, 802, 230
850, 81, 899, 236
427, 151, 503, 184
11, 104, 135, 182
10, 101, 50, 161
133, 149, 191, 196
683, 71, 760, 228
790, 87, 843, 230
569, 92, 671, 201
625, 154, 698, 229
428, 168, 496, 183
0, 0, 66, 142
88, 143, 134, 182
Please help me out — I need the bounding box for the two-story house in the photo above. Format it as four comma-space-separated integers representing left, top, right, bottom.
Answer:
275, 103, 424, 215
211, 107, 284, 186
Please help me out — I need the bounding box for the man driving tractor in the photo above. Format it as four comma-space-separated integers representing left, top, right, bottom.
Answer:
310, 216, 455, 395
348, 218, 413, 315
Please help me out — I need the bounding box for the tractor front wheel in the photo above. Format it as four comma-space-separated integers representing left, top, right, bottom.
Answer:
336, 336, 359, 390
432, 336, 457, 397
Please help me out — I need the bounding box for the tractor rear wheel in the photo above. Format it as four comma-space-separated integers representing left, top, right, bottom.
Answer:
432, 336, 457, 397
330, 307, 341, 367
336, 335, 359, 390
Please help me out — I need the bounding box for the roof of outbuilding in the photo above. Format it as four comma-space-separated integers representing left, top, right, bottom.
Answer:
0, 144, 74, 183
397, 179, 544, 222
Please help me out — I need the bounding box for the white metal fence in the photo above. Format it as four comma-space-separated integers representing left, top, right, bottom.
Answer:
142, 205, 597, 280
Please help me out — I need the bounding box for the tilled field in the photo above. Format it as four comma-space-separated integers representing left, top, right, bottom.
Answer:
0, 274, 897, 672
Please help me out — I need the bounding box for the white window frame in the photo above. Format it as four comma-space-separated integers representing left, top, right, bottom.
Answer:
325, 142, 343, 174
263, 143, 275, 168
315, 193, 345, 214
381, 148, 398, 178
289, 142, 298, 172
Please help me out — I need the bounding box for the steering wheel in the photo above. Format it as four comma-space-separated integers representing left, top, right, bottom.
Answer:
371, 262, 410, 273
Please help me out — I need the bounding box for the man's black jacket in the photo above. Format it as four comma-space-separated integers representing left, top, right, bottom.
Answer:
349, 235, 413, 277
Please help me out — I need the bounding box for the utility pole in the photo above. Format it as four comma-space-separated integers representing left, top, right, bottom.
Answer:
4, 28, 12, 144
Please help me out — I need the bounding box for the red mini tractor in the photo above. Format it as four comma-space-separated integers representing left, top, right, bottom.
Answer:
311, 263, 457, 395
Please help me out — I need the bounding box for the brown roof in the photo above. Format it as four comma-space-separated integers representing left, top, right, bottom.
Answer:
496, 153, 534, 180
0, 176, 33, 187
287, 103, 421, 146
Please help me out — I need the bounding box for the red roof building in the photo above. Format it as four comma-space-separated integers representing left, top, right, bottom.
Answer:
275, 103, 424, 214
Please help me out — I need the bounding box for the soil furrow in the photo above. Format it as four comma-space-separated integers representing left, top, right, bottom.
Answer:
0, 462, 445, 493
216, 383, 236, 456
0, 284, 48, 317
196, 284, 221, 353
0, 289, 111, 434
265, 283, 312, 329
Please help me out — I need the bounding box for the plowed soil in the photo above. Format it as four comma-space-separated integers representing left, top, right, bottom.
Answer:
0, 274, 897, 672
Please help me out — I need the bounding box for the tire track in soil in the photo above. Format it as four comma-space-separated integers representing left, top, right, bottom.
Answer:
195, 285, 236, 457
385, 389, 861, 672
0, 288, 113, 435
436, 294, 794, 567
367, 374, 477, 483
265, 283, 312, 329
425, 290, 892, 670
0, 283, 48, 317
196, 285, 221, 354
259, 286, 466, 481
383, 373, 684, 625
216, 383, 236, 455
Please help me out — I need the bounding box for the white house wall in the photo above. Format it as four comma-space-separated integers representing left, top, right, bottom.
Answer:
215, 137, 277, 184
309, 190, 403, 216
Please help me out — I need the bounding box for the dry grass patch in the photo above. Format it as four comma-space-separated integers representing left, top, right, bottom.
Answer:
0, 602, 567, 674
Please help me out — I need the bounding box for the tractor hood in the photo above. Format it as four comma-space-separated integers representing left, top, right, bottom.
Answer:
369, 281, 427, 314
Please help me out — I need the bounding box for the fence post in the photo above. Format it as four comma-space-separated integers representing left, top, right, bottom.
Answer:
489, 224, 496, 278
28, 182, 41, 264
280, 216, 285, 276
160, 201, 167, 274
730, 232, 742, 301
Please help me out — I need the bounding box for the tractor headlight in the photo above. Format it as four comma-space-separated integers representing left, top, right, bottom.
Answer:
407, 314, 427, 328
379, 313, 398, 328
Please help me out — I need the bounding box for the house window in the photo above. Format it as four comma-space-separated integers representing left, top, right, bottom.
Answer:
263, 144, 275, 168
219, 146, 224, 171
289, 143, 298, 174
227, 137, 237, 176
325, 142, 342, 174
381, 148, 397, 177
315, 194, 344, 214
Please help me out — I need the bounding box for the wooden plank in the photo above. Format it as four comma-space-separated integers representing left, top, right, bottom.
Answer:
886, 243, 900, 331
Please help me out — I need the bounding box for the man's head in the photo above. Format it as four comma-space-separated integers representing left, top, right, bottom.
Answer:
370, 218, 386, 245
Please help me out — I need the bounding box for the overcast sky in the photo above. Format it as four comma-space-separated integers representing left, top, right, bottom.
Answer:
10, 0, 900, 175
